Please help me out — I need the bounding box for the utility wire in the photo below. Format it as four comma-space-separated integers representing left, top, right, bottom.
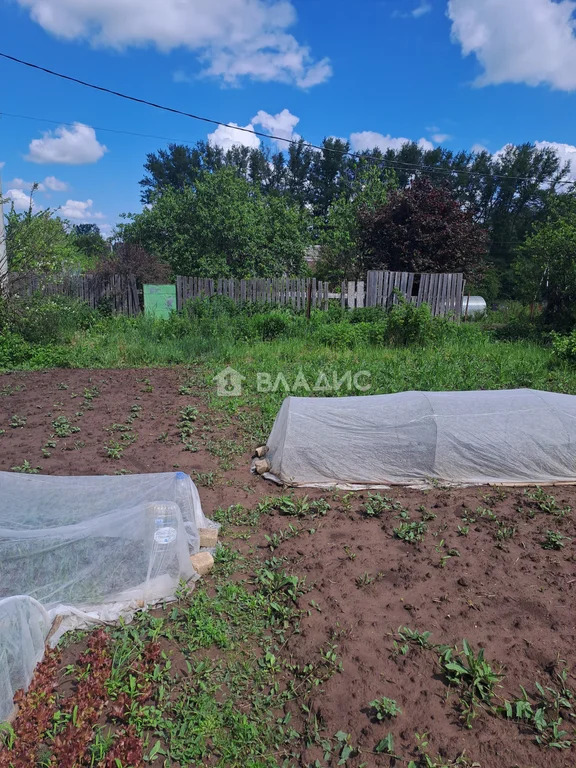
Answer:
1, 51, 576, 189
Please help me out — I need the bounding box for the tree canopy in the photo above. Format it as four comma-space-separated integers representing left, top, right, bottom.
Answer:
125, 167, 310, 277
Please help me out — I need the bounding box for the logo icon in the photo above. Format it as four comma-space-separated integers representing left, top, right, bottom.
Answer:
213, 366, 245, 396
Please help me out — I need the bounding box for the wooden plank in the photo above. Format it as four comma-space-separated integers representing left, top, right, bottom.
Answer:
356, 280, 365, 309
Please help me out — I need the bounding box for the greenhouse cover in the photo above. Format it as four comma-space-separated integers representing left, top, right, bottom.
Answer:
0, 471, 216, 722
262, 389, 576, 488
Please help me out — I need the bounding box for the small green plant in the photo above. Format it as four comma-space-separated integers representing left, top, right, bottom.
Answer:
541, 530, 570, 550
10, 414, 27, 428
194, 471, 215, 488
369, 696, 401, 720
457, 525, 469, 536
397, 626, 432, 648
105, 440, 124, 460
524, 487, 571, 518
52, 416, 80, 438
495, 523, 516, 544
440, 640, 503, 726
178, 405, 199, 442
11, 460, 41, 474
363, 493, 407, 518
394, 520, 427, 543
374, 732, 396, 756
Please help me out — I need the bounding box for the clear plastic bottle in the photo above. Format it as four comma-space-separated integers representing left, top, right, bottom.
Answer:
146, 502, 180, 579
174, 472, 200, 551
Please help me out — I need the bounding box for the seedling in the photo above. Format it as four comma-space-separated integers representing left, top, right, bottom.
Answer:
52, 416, 80, 438
369, 696, 401, 720
363, 493, 407, 518
11, 460, 41, 474
524, 487, 571, 518
394, 521, 427, 543
106, 440, 124, 460
10, 414, 27, 428
440, 639, 503, 726
397, 626, 432, 648
541, 530, 570, 550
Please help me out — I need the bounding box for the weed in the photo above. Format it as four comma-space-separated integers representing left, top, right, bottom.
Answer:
394, 520, 427, 543
194, 471, 216, 488
397, 626, 432, 649
11, 460, 41, 474
363, 493, 407, 518
524, 487, 571, 518
52, 416, 80, 438
541, 530, 571, 550
257, 494, 330, 518
502, 665, 575, 749
105, 440, 124, 460
369, 696, 402, 720
440, 640, 503, 726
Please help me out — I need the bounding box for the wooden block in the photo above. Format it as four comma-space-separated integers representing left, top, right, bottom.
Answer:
199, 527, 219, 548
255, 445, 269, 458
254, 458, 271, 475
190, 551, 214, 576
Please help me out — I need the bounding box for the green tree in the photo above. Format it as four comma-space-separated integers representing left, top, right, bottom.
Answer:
4, 189, 83, 275
514, 198, 576, 328
317, 164, 396, 281
71, 223, 108, 264
125, 167, 309, 277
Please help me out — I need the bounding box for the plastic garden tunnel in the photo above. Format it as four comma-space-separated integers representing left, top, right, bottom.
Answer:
260, 389, 576, 488
0, 471, 217, 722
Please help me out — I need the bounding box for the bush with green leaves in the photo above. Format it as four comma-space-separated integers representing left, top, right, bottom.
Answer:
5, 295, 99, 345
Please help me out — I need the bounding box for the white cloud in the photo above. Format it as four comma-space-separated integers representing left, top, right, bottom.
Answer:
448, 0, 576, 91
412, 2, 432, 18
4, 189, 36, 212
207, 122, 261, 152
27, 123, 108, 165
4, 178, 45, 192
44, 175, 69, 191
535, 140, 576, 179
350, 131, 434, 153
393, 1, 432, 19
252, 109, 300, 149
59, 199, 105, 221
16, 0, 332, 89
431, 133, 453, 143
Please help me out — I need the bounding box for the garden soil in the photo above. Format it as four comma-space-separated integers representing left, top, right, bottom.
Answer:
1, 368, 575, 767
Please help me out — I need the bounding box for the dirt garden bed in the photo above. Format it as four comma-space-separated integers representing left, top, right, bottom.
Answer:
1, 368, 575, 767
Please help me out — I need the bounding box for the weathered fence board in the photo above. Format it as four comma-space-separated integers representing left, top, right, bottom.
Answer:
176, 276, 330, 311
10, 270, 464, 319
10, 273, 141, 315
366, 270, 464, 319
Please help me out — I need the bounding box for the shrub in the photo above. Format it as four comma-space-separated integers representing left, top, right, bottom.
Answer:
239, 310, 294, 341
386, 300, 435, 346
551, 330, 576, 363
6, 295, 99, 345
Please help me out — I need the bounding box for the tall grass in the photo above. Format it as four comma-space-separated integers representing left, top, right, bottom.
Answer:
2, 296, 576, 437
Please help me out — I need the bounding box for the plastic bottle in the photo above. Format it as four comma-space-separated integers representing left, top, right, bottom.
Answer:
146, 502, 180, 579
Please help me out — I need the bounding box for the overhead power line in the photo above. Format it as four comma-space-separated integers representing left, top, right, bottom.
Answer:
1, 50, 576, 189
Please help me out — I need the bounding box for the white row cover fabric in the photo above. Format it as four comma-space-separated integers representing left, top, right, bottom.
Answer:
263, 390, 576, 489
0, 471, 216, 721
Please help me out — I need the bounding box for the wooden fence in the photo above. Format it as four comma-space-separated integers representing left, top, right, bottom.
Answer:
9, 273, 140, 316
8, 270, 465, 319
364, 270, 465, 317
176, 276, 330, 311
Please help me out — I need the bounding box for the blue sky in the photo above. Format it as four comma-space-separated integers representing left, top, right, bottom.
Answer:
2, 0, 576, 236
